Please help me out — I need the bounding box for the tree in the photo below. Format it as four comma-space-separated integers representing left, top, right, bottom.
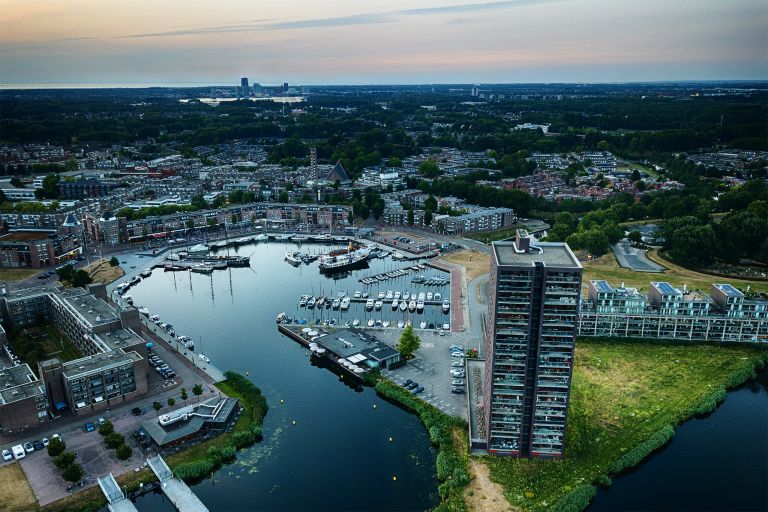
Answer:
231, 213, 238, 225
115, 444, 132, 461
109, 256, 119, 267
424, 210, 433, 227
167, 397, 176, 408
418, 160, 441, 178
105, 432, 125, 449
98, 420, 114, 436
152, 401, 162, 416
192, 383, 204, 402
62, 463, 84, 483
396, 325, 420, 358
278, 191, 289, 203
628, 230, 643, 245
71, 270, 93, 288
56, 264, 75, 282
54, 451, 76, 469
47, 438, 66, 457
180, 387, 188, 404
407, 208, 415, 226
36, 174, 61, 200
424, 195, 438, 212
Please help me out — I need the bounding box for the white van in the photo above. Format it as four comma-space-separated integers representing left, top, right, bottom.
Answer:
11, 444, 25, 460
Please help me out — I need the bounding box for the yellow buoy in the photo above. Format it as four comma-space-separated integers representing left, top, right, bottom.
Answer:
393, 476, 397, 481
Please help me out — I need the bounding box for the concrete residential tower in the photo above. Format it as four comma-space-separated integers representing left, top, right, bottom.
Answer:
483, 230, 582, 458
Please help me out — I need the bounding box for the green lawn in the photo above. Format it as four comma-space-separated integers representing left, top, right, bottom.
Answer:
481, 339, 767, 512
8, 323, 83, 375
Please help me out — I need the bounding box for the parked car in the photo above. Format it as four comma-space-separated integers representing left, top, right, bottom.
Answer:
451, 387, 466, 394
51, 433, 61, 443
451, 352, 464, 358
33, 440, 44, 451
2, 449, 12, 461
83, 422, 95, 432
11, 445, 25, 460
451, 361, 464, 367
42, 437, 50, 447
450, 344, 464, 351
451, 379, 464, 386
412, 386, 425, 394
97, 417, 107, 426
406, 382, 419, 390
23, 442, 34, 453
131, 407, 144, 416
450, 369, 465, 377
403, 379, 413, 387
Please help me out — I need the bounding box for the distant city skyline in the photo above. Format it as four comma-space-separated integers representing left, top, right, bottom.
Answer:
1, 0, 766, 85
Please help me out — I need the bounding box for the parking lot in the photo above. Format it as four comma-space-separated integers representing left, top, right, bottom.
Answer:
379, 329, 475, 420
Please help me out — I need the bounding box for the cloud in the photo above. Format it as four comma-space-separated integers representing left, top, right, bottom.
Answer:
67, 0, 560, 41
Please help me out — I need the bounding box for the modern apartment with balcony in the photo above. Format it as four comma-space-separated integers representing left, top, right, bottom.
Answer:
483, 230, 582, 459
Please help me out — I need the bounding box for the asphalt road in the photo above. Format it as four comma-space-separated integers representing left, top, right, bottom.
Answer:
612, 240, 664, 272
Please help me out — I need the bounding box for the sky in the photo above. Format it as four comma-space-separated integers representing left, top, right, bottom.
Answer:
0, 0, 766, 86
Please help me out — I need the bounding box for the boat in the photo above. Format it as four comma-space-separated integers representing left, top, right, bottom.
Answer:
198, 353, 210, 363
191, 264, 214, 274
442, 323, 450, 330
276, 312, 287, 323
420, 321, 427, 329
406, 320, 412, 327
374, 300, 383, 310
316, 296, 325, 307
385, 290, 393, 300
397, 320, 405, 328
307, 297, 316, 309
344, 320, 351, 327
408, 300, 417, 311
253, 234, 268, 242
353, 291, 361, 298
123, 295, 134, 305
383, 321, 390, 328
394, 291, 401, 300
400, 301, 408, 311
138, 307, 150, 316
340, 297, 351, 310
426, 292, 433, 301
417, 300, 424, 312
418, 292, 426, 301
403, 292, 409, 300
365, 299, 374, 310
150, 314, 160, 322
377, 291, 386, 299
325, 297, 332, 309
352, 318, 360, 326
332, 298, 341, 309
367, 319, 375, 327
140, 269, 152, 278
285, 252, 302, 266
362, 291, 369, 299
392, 299, 399, 310
317, 245, 371, 274
442, 299, 450, 312
434, 293, 442, 301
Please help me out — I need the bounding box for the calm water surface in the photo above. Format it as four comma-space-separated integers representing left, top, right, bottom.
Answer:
128, 242, 441, 511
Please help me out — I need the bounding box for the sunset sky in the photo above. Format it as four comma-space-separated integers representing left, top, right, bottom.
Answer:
1, 0, 766, 85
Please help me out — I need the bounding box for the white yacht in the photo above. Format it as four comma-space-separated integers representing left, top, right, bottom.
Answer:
353, 291, 361, 298
426, 292, 433, 301
434, 293, 442, 301
397, 320, 405, 328
403, 292, 410, 301
408, 300, 417, 311
198, 353, 210, 363
419, 321, 427, 329
394, 291, 401, 300
392, 299, 399, 310
138, 307, 150, 316
418, 292, 426, 301
442, 299, 450, 312
352, 318, 360, 326
385, 290, 394, 300
367, 319, 375, 327
382, 321, 390, 328
340, 297, 351, 310
442, 323, 450, 330
417, 300, 424, 312
365, 299, 374, 310
377, 291, 386, 299
332, 298, 341, 309
400, 301, 408, 311
374, 300, 383, 310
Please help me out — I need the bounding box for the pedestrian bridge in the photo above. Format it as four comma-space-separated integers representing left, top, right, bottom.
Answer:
97, 473, 139, 512
147, 455, 209, 512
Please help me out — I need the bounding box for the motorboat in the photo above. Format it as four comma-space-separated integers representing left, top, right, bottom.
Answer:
408, 300, 417, 311
340, 297, 351, 310
307, 297, 316, 309
316, 297, 325, 307
276, 312, 287, 323
442, 323, 450, 330
367, 319, 375, 327
354, 291, 361, 298
352, 318, 360, 326
285, 252, 302, 266
344, 320, 351, 327
375, 320, 383, 327
403, 292, 410, 300
138, 307, 150, 316
383, 321, 390, 328
426, 292, 433, 301
418, 292, 426, 301
374, 300, 383, 310
420, 321, 427, 329
417, 300, 424, 312
198, 353, 210, 363
150, 314, 160, 323
299, 295, 309, 307
385, 290, 394, 300
325, 297, 332, 309
442, 299, 450, 312
140, 269, 152, 278
362, 291, 369, 299
400, 301, 408, 311
318, 245, 371, 273
377, 291, 386, 299
397, 320, 405, 328
332, 298, 341, 309
394, 291, 401, 300
365, 299, 374, 310
434, 293, 442, 301
392, 299, 399, 310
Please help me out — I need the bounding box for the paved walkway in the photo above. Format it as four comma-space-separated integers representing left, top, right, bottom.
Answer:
428, 258, 465, 332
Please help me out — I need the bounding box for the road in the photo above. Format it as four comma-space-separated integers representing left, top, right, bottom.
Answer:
612, 240, 664, 272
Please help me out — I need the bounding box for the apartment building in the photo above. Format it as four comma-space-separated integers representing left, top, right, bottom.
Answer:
483, 231, 582, 459
587, 280, 646, 314
435, 207, 515, 235
649, 282, 711, 316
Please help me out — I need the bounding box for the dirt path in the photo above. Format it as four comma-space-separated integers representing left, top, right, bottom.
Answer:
466, 459, 515, 512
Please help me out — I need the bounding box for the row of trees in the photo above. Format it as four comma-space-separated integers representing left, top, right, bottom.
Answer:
56, 264, 93, 289
46, 437, 84, 483
98, 420, 133, 461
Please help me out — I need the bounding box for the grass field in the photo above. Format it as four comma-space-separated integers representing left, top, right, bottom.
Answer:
581, 250, 768, 295
442, 250, 491, 281
84, 259, 125, 285
0, 462, 38, 512
0, 268, 39, 282
480, 339, 767, 512
8, 323, 83, 376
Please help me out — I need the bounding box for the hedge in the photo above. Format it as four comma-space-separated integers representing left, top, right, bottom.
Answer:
609, 425, 675, 474
551, 484, 598, 512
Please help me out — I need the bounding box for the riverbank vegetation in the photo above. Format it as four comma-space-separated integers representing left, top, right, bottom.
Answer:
480, 338, 767, 512
40, 371, 267, 512
375, 379, 469, 511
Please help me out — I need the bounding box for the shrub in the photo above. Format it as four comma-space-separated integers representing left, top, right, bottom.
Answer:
116, 444, 132, 461
174, 458, 217, 481
610, 425, 675, 474
551, 484, 597, 512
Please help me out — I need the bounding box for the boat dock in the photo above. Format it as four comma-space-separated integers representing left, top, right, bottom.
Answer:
98, 473, 139, 512
147, 455, 209, 512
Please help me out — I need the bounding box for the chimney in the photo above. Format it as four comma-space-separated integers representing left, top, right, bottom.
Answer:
515, 229, 530, 252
